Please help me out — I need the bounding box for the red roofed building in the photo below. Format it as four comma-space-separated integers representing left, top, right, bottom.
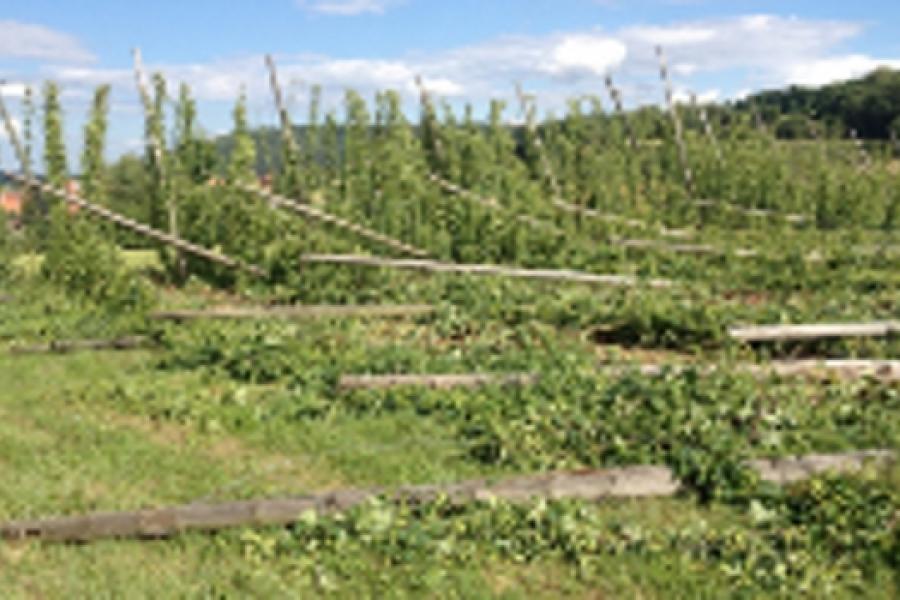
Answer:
1, 189, 23, 216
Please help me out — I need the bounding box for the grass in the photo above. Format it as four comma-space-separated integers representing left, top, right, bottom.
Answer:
0, 280, 896, 598
0, 346, 753, 598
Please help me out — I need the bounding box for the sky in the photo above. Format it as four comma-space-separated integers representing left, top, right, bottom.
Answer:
0, 0, 899, 164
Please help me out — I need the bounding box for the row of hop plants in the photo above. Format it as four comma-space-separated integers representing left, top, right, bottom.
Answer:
11, 75, 899, 297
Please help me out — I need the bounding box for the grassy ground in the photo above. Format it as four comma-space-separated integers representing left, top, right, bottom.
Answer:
0, 277, 896, 598
0, 342, 752, 598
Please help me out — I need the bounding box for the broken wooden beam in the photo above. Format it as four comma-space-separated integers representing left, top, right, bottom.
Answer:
759, 359, 900, 382
1, 451, 891, 543
2, 170, 265, 278
8, 336, 153, 355
150, 304, 435, 322
300, 254, 674, 288
729, 321, 899, 343
598, 360, 900, 382
236, 182, 430, 258
747, 450, 895, 485
337, 372, 539, 391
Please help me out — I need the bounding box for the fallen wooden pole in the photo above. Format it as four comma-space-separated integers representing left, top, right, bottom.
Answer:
1, 450, 891, 543
694, 199, 809, 224
235, 182, 429, 258
8, 336, 152, 355
337, 372, 539, 391
1, 170, 265, 278
300, 254, 674, 288
151, 304, 435, 322
729, 321, 899, 343
598, 360, 900, 382
428, 173, 560, 234
746, 450, 894, 485
759, 359, 900, 382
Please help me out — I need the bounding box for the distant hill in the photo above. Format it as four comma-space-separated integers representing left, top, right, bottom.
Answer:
738, 68, 900, 139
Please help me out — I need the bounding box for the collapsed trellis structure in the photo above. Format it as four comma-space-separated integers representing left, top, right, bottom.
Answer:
1, 450, 891, 543
729, 321, 900, 343
598, 359, 900, 383
299, 254, 674, 288
337, 372, 539, 391
151, 304, 436, 322
1, 170, 267, 279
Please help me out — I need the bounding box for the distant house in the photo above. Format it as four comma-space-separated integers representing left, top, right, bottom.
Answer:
1, 179, 82, 222
64, 180, 81, 214
1, 189, 23, 216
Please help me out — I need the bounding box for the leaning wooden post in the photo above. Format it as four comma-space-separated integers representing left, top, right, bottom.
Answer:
603, 73, 637, 152
264, 54, 303, 195
603, 73, 640, 209
690, 92, 724, 168
515, 83, 563, 200
414, 75, 447, 169
849, 128, 872, 170
0, 87, 31, 181
1, 169, 265, 278
132, 48, 186, 279
656, 45, 694, 196
417, 78, 560, 234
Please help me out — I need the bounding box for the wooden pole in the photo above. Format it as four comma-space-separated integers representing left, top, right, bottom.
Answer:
0, 89, 30, 182
235, 181, 429, 257
2, 170, 265, 277
761, 359, 900, 382
8, 336, 152, 355
133, 48, 185, 278
299, 253, 674, 288
426, 173, 560, 234
150, 304, 435, 322
729, 321, 899, 343
693, 198, 808, 225
690, 92, 724, 168
598, 360, 900, 382
656, 45, 694, 195
264, 54, 302, 162
337, 372, 539, 391
2, 451, 891, 543
603, 74, 637, 152
415, 78, 561, 235
849, 128, 873, 170
515, 83, 563, 200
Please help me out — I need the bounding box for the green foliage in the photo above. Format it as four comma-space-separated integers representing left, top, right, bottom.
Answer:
39, 85, 154, 313
743, 67, 900, 139
81, 85, 111, 206
42, 81, 67, 189
41, 214, 154, 313
228, 91, 256, 184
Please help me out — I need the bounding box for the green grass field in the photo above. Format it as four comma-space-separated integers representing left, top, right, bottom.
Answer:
0, 276, 897, 598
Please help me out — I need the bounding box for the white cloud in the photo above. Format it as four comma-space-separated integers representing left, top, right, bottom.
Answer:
0, 20, 93, 63
548, 36, 628, 77
26, 12, 900, 132
626, 25, 716, 46
618, 14, 862, 74
45, 30, 628, 108
672, 88, 720, 104
783, 55, 900, 87
0, 82, 27, 98
297, 0, 401, 15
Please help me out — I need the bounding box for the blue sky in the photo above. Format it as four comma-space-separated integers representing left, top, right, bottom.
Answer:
1, 0, 898, 163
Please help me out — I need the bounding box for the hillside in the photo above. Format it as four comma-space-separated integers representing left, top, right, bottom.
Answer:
739, 67, 900, 139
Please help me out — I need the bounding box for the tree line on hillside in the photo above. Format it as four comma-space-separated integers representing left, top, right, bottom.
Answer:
736, 67, 900, 140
